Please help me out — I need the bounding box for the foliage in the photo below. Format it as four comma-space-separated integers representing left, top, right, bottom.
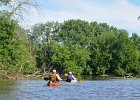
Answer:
0, 13, 37, 76
1, 3, 140, 78
0, 0, 11, 6
27, 19, 140, 77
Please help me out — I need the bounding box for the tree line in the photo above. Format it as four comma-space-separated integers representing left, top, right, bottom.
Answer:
27, 20, 140, 77
1, 0, 140, 79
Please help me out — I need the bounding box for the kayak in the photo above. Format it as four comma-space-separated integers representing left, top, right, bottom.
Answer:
71, 79, 77, 83
66, 79, 77, 83
47, 81, 60, 86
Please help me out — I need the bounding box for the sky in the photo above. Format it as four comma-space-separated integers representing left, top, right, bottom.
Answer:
20, 0, 140, 36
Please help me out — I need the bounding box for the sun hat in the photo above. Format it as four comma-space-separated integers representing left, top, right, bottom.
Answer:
69, 71, 72, 74
53, 69, 56, 73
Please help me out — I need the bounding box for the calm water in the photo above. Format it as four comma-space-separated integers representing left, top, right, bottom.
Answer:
0, 78, 140, 100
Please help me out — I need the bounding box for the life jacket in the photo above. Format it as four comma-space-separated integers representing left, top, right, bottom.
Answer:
67, 74, 73, 82
49, 73, 57, 82
64, 73, 68, 77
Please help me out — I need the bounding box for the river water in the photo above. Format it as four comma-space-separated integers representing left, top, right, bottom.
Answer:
0, 78, 140, 100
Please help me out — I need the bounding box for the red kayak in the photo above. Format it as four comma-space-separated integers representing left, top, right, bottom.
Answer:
47, 81, 60, 86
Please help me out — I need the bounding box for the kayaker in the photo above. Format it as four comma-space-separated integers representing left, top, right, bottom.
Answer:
48, 70, 62, 85
66, 71, 77, 82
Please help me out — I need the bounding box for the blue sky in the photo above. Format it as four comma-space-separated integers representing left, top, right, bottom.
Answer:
128, 0, 140, 6
20, 0, 140, 36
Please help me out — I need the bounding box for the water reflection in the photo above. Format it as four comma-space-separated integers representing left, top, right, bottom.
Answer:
0, 80, 16, 94
76, 75, 114, 80
0, 78, 140, 100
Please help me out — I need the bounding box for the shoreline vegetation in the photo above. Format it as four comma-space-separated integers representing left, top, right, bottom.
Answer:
1, 1, 140, 81
0, 72, 49, 80
0, 72, 138, 81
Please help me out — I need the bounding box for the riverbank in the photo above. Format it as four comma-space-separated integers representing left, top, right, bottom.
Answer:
0, 72, 138, 80
0, 72, 50, 80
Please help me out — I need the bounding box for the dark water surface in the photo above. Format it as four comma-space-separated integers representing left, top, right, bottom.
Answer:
0, 78, 140, 100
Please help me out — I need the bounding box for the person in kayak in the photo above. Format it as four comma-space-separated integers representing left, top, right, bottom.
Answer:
48, 70, 62, 85
66, 71, 77, 82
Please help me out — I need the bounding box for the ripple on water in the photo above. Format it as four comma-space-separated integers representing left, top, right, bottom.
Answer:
1, 79, 140, 100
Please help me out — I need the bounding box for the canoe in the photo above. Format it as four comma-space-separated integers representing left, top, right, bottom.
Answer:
47, 81, 60, 86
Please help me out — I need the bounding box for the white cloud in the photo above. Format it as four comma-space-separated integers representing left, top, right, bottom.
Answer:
20, 0, 140, 36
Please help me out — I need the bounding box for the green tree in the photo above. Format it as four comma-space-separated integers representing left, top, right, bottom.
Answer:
0, 14, 37, 76
27, 22, 61, 73
0, 0, 38, 78
58, 19, 91, 74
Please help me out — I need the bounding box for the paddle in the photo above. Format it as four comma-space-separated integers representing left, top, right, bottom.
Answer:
44, 77, 49, 81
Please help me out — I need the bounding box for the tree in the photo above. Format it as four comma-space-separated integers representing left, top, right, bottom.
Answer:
27, 22, 61, 73
0, 0, 11, 5
58, 19, 91, 74
0, 0, 38, 78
